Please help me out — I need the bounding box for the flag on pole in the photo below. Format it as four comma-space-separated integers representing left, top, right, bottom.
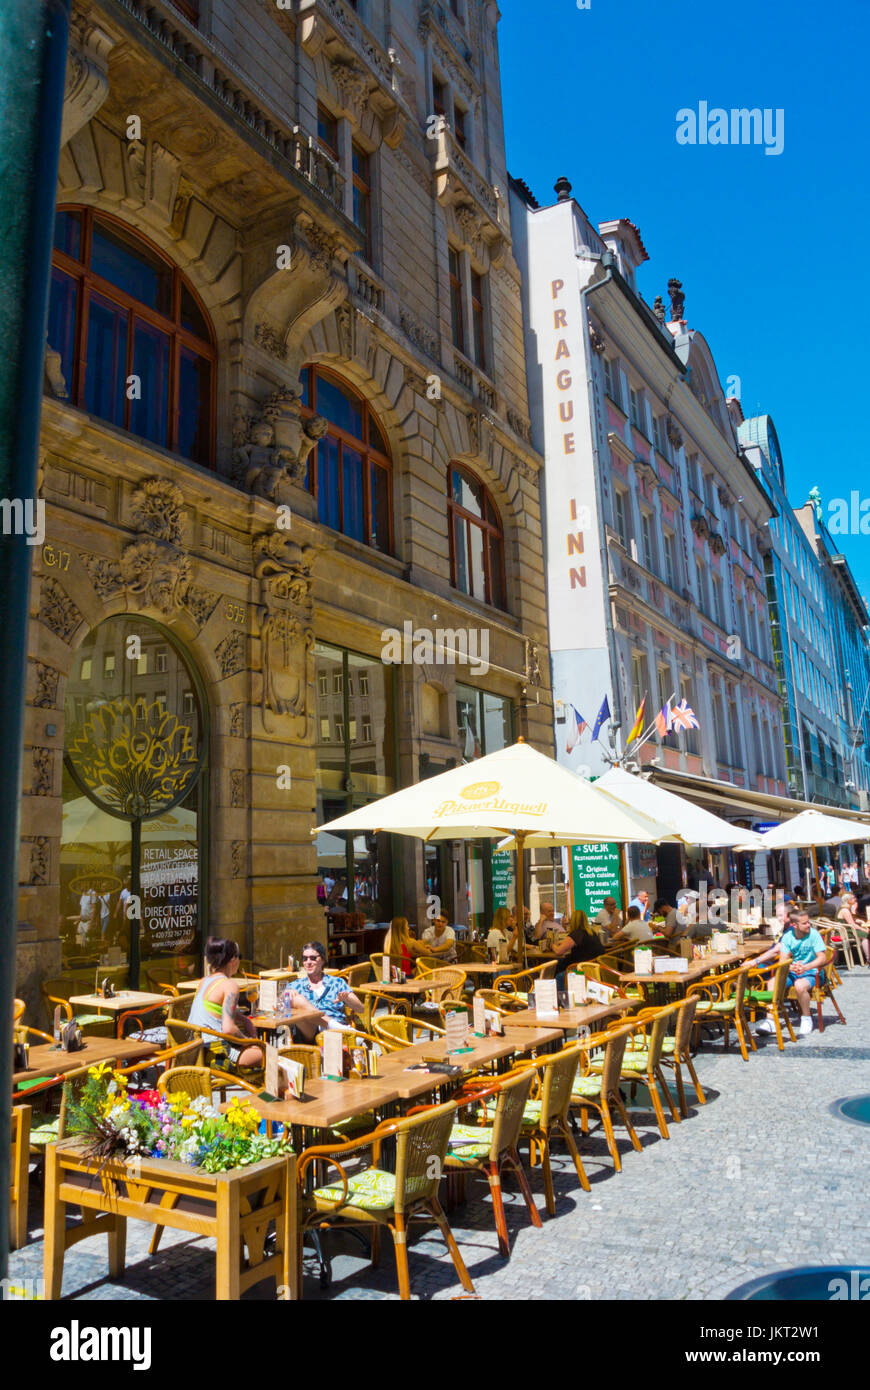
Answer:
626, 695, 646, 745
654, 701, 673, 737
591, 695, 611, 742
565, 705, 587, 753
670, 699, 700, 731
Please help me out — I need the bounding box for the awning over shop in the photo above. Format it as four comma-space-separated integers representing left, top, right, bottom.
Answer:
648, 767, 870, 831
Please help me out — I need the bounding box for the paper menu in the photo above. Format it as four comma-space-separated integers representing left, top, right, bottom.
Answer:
265, 1043, 280, 1097
586, 979, 614, 1004
280, 1057, 306, 1099
485, 1008, 504, 1036
567, 973, 588, 1005
259, 979, 278, 1015
322, 1030, 344, 1079
653, 955, 688, 973
497, 939, 508, 963
381, 955, 392, 983
472, 994, 487, 1036
633, 949, 653, 975
533, 978, 559, 1017
445, 1010, 469, 1053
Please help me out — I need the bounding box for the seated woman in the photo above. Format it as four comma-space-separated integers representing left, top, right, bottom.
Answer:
188, 936, 263, 1068
487, 906, 515, 956
285, 940, 365, 1041
382, 916, 426, 974
837, 892, 870, 966
550, 909, 607, 985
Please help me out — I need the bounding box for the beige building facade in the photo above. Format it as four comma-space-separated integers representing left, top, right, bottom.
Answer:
18, 0, 550, 1014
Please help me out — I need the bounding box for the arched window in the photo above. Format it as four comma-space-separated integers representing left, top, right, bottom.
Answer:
48, 207, 216, 466
447, 464, 506, 609
300, 366, 392, 553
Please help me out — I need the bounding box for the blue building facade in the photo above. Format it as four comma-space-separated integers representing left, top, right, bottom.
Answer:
739, 413, 870, 811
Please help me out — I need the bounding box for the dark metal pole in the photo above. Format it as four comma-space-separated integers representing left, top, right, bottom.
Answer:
0, 0, 71, 1275
130, 818, 142, 989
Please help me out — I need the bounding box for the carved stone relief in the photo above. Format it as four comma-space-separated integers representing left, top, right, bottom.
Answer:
254, 533, 316, 728
24, 836, 50, 886
39, 578, 83, 644
234, 387, 327, 502
33, 663, 60, 709
215, 632, 247, 679
230, 769, 246, 808
31, 748, 53, 797
230, 702, 246, 738
231, 841, 245, 878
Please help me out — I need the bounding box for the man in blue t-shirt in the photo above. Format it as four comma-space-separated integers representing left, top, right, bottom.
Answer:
754, 910, 827, 1036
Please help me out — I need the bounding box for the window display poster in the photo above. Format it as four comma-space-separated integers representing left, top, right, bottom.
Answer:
141, 843, 198, 953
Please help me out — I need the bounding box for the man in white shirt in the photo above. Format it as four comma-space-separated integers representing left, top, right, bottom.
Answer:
420, 914, 457, 962
621, 905, 653, 942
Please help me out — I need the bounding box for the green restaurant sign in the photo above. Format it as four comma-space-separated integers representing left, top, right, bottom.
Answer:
570, 842, 622, 917
491, 850, 515, 909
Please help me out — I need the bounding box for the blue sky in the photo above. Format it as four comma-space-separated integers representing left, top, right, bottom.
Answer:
499, 0, 870, 599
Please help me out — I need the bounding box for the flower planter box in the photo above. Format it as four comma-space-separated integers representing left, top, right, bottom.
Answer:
44, 1138, 298, 1301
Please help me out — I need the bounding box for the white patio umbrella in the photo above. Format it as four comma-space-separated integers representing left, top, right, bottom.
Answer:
315, 740, 680, 965
595, 766, 765, 850
746, 808, 870, 904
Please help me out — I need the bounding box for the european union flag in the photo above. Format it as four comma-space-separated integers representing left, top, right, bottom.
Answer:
591, 695, 611, 742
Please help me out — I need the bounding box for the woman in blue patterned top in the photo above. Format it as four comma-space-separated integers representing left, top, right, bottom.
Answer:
286, 940, 364, 1040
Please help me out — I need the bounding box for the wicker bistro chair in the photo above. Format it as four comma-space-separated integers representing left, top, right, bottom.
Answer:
596, 1004, 680, 1140
296, 1101, 475, 1300
10, 1104, 31, 1251
372, 1015, 446, 1050
493, 960, 557, 1001
444, 1068, 542, 1256
817, 927, 843, 986
482, 1045, 589, 1216
687, 964, 756, 1063
39, 977, 114, 1038
746, 958, 797, 1050
165, 1018, 267, 1091
332, 963, 372, 990
474, 989, 521, 1018
658, 996, 705, 1117
569, 1025, 642, 1174
786, 947, 846, 1033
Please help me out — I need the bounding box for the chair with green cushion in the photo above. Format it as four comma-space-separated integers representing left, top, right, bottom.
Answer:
596, 1003, 680, 1140
40, 978, 114, 1038
569, 1024, 642, 1174
746, 957, 796, 1050
10, 1104, 31, 1250
444, 1067, 542, 1255
688, 964, 755, 1062
26, 1062, 95, 1156
659, 996, 705, 1117
296, 1100, 474, 1300
484, 1045, 589, 1216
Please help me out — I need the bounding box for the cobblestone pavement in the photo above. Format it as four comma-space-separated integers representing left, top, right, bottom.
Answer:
10, 969, 870, 1302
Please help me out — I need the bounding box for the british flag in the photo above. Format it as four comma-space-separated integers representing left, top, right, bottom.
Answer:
670, 699, 700, 731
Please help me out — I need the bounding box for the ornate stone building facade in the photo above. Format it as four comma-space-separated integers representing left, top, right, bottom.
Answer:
18, 0, 549, 1010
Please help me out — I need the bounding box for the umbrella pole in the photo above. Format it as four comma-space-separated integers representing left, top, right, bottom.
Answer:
810, 844, 824, 912
619, 843, 630, 921
515, 831, 527, 970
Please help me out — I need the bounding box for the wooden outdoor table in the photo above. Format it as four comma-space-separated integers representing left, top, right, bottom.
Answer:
457, 961, 522, 979
235, 1076, 401, 1131
356, 980, 436, 998
175, 977, 258, 993
501, 999, 634, 1032
13, 1037, 157, 1087
249, 1010, 316, 1037
521, 947, 561, 961
501, 1025, 564, 1052
69, 990, 169, 1014
617, 951, 740, 987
